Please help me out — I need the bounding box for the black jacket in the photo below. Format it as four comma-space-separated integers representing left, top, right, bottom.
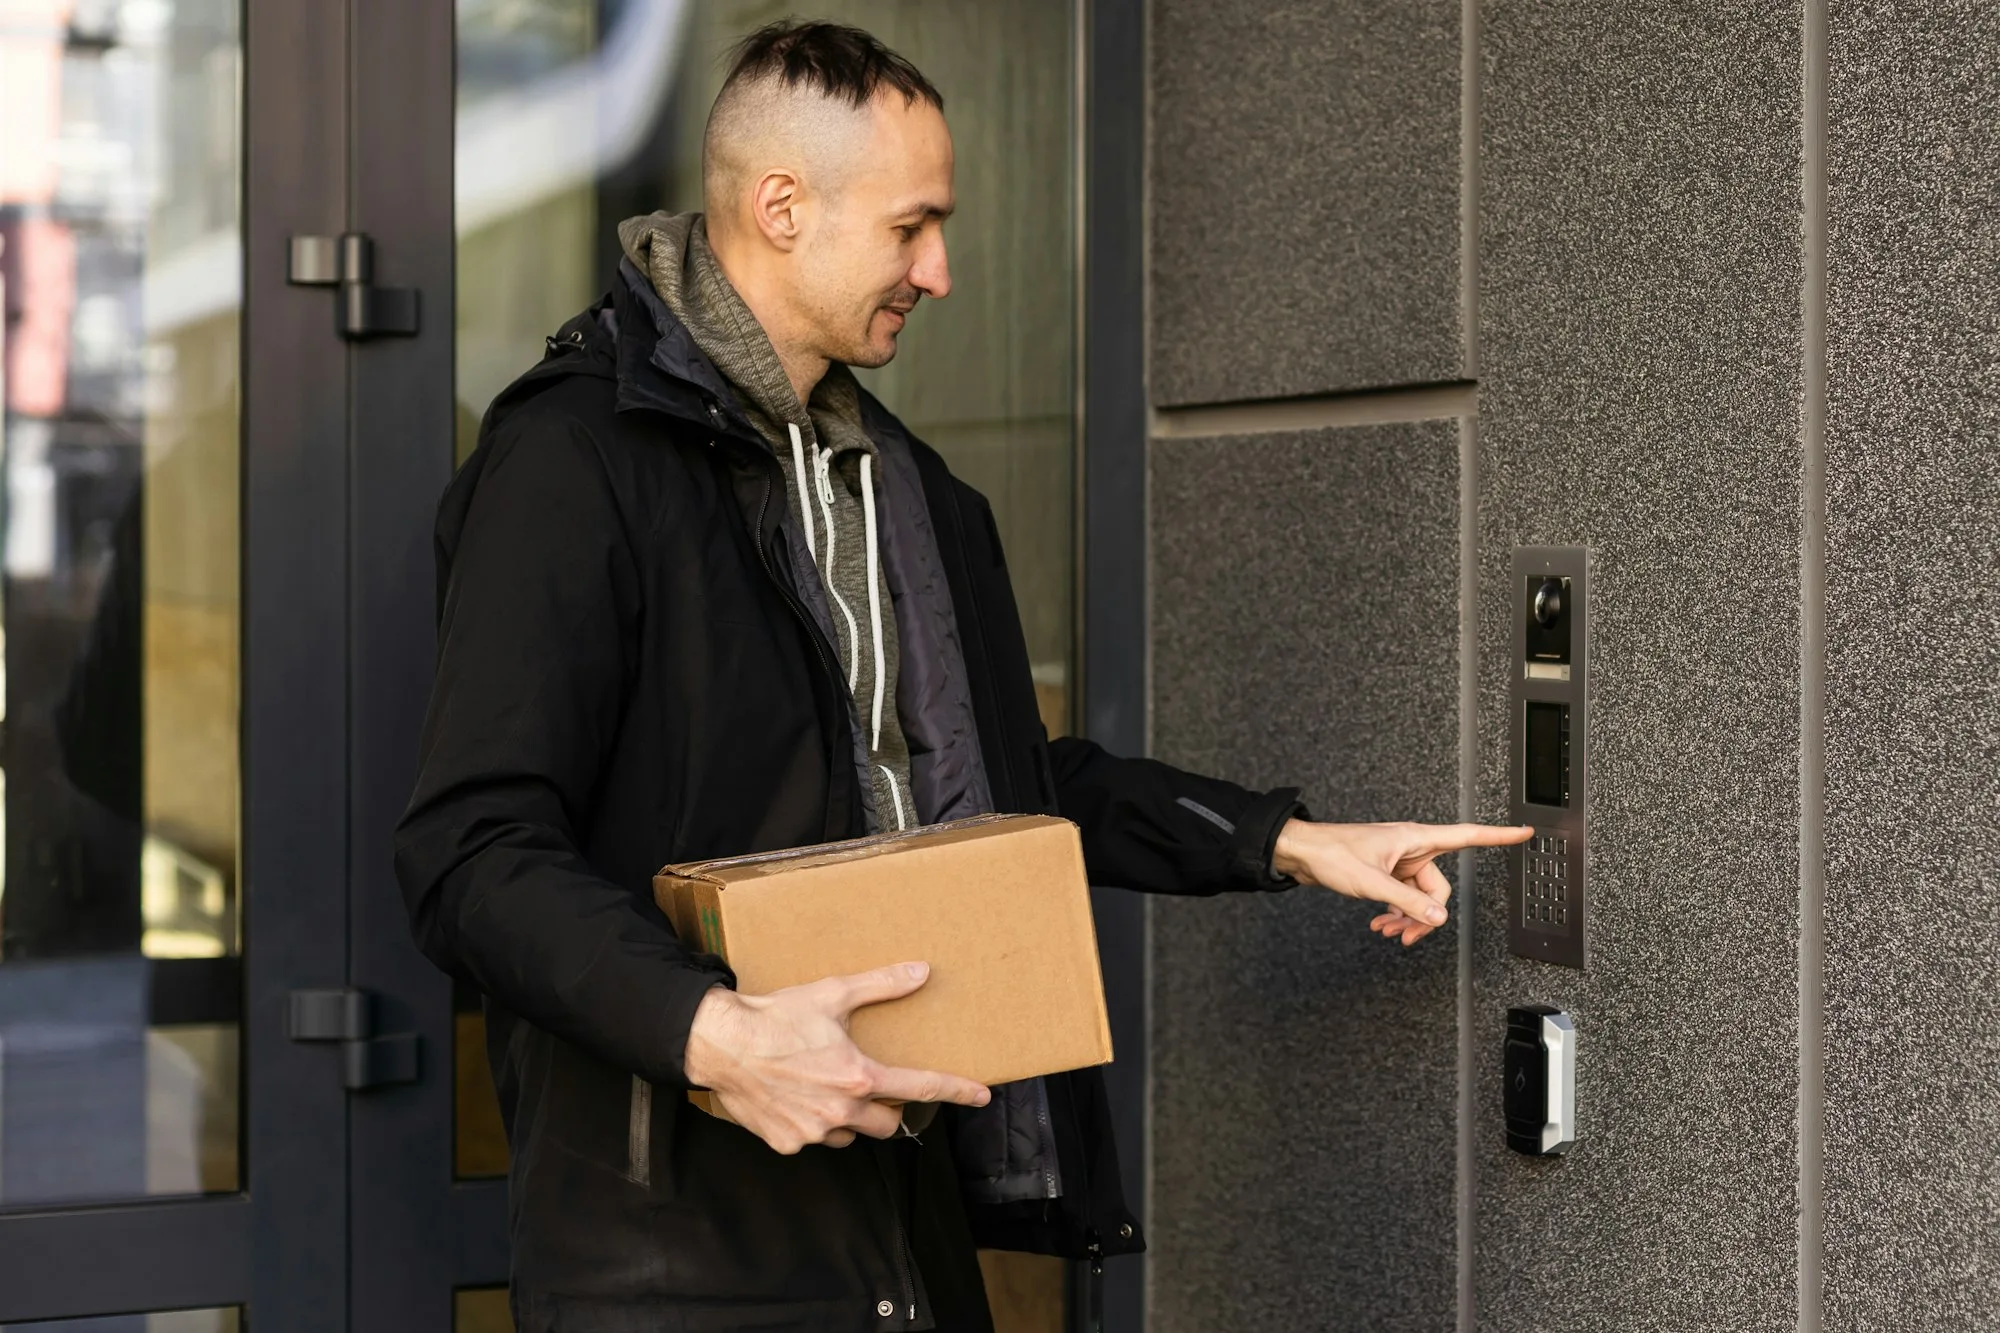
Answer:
394, 270, 1303, 1332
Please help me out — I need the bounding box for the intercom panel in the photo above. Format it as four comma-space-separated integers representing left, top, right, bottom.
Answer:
1509, 547, 1589, 968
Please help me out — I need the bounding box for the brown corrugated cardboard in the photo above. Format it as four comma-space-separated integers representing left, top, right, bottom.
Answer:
655, 814, 1112, 1120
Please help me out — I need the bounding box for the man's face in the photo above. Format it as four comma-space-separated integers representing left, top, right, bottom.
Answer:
795, 94, 954, 369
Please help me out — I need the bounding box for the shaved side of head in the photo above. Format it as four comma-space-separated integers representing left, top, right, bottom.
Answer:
701, 21, 944, 223
702, 76, 870, 218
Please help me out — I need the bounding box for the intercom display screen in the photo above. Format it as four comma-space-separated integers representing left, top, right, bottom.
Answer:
1525, 702, 1568, 808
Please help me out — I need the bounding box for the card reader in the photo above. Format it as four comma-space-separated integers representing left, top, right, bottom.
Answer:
1504, 1005, 1576, 1156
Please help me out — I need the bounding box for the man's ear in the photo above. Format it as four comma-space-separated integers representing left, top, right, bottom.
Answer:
750, 169, 805, 252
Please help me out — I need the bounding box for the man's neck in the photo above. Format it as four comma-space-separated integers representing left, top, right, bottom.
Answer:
770, 341, 828, 412
707, 225, 827, 409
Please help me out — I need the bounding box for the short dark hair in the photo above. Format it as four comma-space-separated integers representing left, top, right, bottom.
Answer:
722, 19, 943, 112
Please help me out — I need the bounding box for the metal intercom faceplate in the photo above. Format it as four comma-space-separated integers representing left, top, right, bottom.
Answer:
1509, 548, 1589, 968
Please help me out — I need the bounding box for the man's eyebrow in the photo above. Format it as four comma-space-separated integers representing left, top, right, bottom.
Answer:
895, 203, 955, 223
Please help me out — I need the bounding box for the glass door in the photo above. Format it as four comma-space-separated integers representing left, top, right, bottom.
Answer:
0, 0, 352, 1325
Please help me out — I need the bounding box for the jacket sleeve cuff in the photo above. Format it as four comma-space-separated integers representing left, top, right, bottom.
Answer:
655, 956, 737, 1090
1228, 786, 1311, 892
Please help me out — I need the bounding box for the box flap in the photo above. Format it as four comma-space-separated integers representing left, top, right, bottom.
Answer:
658, 813, 1052, 887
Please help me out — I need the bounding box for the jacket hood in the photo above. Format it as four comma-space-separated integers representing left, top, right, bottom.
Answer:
433, 267, 747, 627
463, 256, 742, 449
615, 210, 702, 324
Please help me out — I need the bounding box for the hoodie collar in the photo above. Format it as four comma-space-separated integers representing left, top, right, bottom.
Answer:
616, 212, 878, 466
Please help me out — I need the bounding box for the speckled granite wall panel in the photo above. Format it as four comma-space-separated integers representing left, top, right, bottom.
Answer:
1149, 0, 1461, 407
1473, 3, 1804, 1330
1148, 423, 1460, 1333
1824, 6, 2000, 1325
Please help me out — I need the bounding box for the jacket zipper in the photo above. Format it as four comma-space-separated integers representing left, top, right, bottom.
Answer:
872, 1151, 920, 1324
887, 1178, 918, 1323
739, 446, 853, 819
1034, 1081, 1059, 1199
1066, 1083, 1105, 1276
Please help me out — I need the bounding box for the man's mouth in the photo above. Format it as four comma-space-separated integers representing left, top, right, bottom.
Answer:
881, 293, 919, 330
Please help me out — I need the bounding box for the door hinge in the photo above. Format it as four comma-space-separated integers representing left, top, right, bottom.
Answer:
287, 233, 420, 339
287, 988, 421, 1090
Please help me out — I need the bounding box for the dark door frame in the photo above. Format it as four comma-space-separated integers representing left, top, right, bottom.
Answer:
344, 0, 511, 1323
0, 0, 355, 1323
1080, 0, 1149, 1331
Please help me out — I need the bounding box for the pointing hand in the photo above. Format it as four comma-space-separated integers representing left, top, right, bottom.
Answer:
1271, 819, 1535, 947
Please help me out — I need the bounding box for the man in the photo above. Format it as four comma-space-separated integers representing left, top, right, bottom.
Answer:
395, 20, 1530, 1333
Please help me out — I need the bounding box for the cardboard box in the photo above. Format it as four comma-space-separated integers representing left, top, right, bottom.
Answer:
655, 814, 1112, 1119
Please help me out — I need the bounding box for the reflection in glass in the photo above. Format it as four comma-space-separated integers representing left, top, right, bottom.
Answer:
453, 977, 509, 1178
450, 1, 1076, 1233
3, 1307, 240, 1333
454, 1288, 513, 1333
0, 0, 242, 1206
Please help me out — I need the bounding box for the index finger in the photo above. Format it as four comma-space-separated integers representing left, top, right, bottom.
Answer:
824, 961, 930, 1015
867, 1061, 991, 1108
1410, 822, 1534, 855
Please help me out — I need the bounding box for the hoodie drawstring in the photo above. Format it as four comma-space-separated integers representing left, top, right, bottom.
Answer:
860, 454, 907, 831
883, 767, 907, 829
789, 425, 906, 833
787, 423, 816, 564
860, 454, 886, 752
807, 440, 861, 692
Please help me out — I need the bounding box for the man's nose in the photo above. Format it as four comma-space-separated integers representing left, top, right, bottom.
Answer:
911, 231, 951, 300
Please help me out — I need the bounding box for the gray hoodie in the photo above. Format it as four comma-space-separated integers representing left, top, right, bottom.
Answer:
618, 211, 916, 833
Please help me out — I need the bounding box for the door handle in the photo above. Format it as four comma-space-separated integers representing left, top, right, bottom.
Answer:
288, 988, 421, 1090
287, 233, 420, 339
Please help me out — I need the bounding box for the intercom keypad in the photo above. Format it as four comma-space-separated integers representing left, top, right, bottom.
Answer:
1521, 835, 1571, 931
1510, 548, 1589, 969
1520, 836, 1568, 928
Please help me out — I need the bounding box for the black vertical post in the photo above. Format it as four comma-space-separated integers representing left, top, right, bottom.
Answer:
1082, 0, 1148, 1330
345, 0, 469, 1323
243, 0, 357, 1323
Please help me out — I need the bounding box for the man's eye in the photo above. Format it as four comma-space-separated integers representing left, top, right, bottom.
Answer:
898, 225, 922, 240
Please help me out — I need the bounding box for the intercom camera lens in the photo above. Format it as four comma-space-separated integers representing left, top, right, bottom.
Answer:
1533, 578, 1564, 627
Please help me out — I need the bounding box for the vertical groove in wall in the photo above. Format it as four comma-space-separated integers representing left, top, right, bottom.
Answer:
1137, 0, 1159, 765
1459, 0, 1480, 383
1139, 883, 1155, 1317
1455, 0, 1482, 1326
1071, 0, 1090, 743
1138, 0, 1157, 1323
1797, 0, 1828, 1329
1454, 424, 1478, 1333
